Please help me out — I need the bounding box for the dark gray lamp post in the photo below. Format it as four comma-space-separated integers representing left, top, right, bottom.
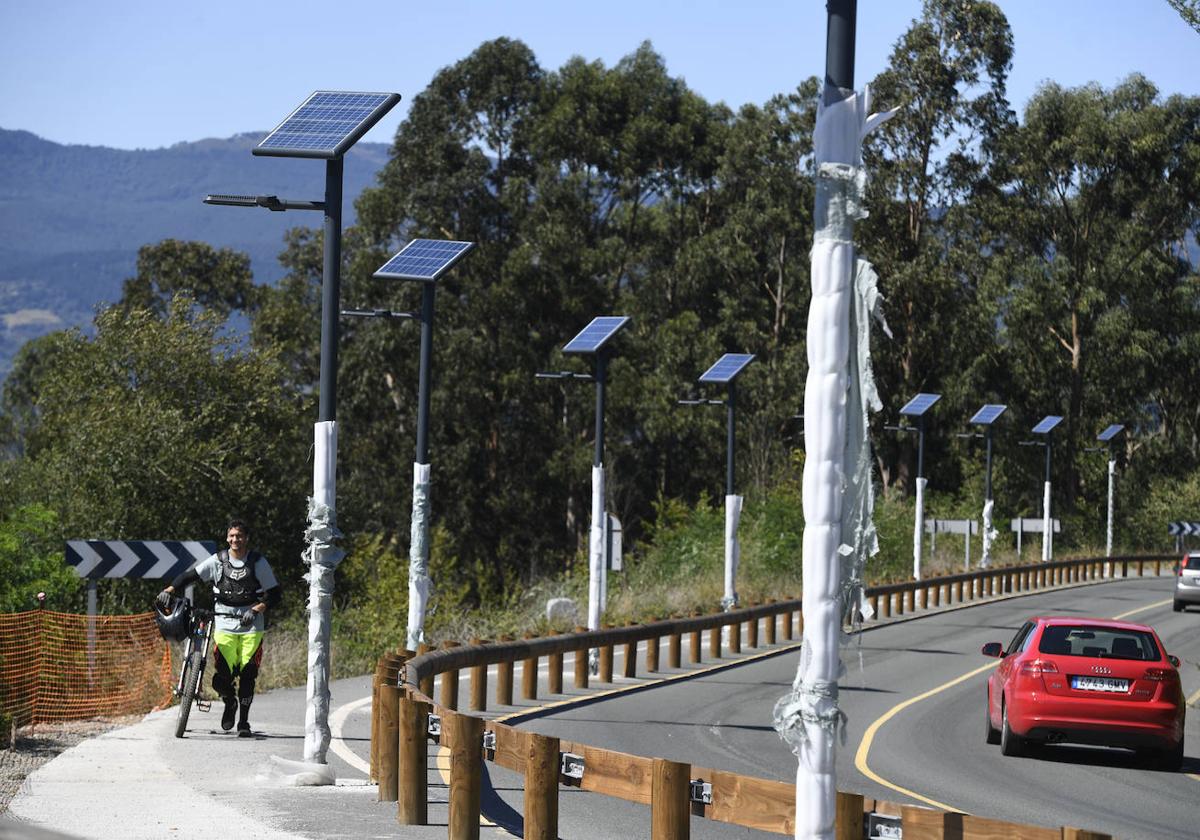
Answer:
1020, 415, 1063, 562
351, 239, 476, 651
536, 316, 630, 640
962, 404, 1007, 567
885, 393, 940, 580
678, 353, 755, 609
204, 90, 400, 767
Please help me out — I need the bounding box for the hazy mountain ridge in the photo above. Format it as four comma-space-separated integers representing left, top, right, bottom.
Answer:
0, 128, 390, 375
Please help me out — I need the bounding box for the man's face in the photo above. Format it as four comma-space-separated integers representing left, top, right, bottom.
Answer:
227, 527, 249, 553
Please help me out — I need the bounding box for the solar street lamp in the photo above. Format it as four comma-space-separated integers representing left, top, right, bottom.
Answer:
1088, 424, 1125, 558
886, 393, 940, 581
1020, 415, 1063, 562
677, 353, 755, 610
537, 317, 630, 646
361, 240, 476, 651
963, 404, 1007, 567
204, 90, 400, 768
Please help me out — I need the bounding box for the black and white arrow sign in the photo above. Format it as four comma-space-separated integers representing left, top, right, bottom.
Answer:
1167, 522, 1200, 536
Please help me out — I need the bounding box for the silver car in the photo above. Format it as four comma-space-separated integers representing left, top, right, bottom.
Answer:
1174, 552, 1200, 611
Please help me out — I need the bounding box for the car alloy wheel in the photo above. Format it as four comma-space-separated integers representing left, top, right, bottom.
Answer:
1000, 699, 1024, 757
985, 691, 1000, 745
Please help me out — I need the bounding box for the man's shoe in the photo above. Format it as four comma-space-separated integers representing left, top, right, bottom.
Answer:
221, 697, 237, 731
237, 720, 252, 738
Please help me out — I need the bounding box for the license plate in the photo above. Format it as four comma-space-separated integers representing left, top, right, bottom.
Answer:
1071, 676, 1129, 692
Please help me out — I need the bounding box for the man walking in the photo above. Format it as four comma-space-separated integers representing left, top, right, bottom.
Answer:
158, 519, 281, 737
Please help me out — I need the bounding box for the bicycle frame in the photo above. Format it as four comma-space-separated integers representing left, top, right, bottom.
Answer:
175, 607, 215, 709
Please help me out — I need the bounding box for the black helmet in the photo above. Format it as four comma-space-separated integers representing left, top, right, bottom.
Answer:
154, 597, 192, 641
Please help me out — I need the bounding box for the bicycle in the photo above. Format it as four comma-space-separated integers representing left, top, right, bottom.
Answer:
155, 597, 216, 738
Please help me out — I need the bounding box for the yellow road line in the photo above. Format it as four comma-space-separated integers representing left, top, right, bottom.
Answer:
1112, 598, 1172, 620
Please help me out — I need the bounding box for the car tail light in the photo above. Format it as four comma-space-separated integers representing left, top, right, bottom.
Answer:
1020, 659, 1059, 677
1142, 668, 1176, 682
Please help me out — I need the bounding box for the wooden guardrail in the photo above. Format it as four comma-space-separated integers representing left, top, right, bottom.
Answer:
371, 553, 1174, 839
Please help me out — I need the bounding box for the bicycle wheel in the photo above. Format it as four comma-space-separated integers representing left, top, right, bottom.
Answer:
175, 649, 204, 738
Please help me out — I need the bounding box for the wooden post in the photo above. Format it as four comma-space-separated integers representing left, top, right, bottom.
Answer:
377, 682, 400, 801
524, 731, 560, 840
574, 627, 589, 689
447, 711, 483, 840
650, 757, 690, 840
765, 605, 777, 645
417, 642, 434, 698
871, 595, 881, 620
623, 626, 637, 678
708, 623, 721, 659
668, 629, 682, 669
469, 639, 487, 712
647, 630, 661, 672
747, 613, 759, 648
835, 792, 864, 840
549, 650, 564, 693
496, 634, 514, 706
1061, 828, 1112, 840
441, 640, 461, 710
370, 657, 385, 782
522, 633, 538, 701
783, 606, 795, 639
397, 695, 428, 825
689, 615, 702, 664
729, 619, 741, 653
600, 625, 614, 682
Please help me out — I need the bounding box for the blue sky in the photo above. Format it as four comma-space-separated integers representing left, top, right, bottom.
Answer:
2, 1, 1197, 150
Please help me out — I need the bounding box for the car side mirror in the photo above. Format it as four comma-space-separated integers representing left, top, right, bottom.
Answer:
981, 642, 1004, 658
1168, 654, 1180, 668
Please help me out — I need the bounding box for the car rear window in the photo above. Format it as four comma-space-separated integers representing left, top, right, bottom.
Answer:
1037, 625, 1160, 661
1184, 555, 1200, 571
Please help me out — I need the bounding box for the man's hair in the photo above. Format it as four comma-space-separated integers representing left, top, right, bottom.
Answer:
226, 518, 250, 536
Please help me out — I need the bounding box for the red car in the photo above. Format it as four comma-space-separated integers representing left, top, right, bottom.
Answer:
982, 616, 1185, 769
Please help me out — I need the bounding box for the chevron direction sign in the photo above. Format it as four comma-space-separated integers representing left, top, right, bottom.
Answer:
64, 540, 216, 580
1167, 522, 1200, 537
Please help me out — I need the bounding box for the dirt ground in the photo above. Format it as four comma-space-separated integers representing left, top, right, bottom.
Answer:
0, 717, 141, 814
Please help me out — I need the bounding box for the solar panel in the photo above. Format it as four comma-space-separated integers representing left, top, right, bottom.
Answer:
374, 239, 475, 282
1032, 415, 1064, 435
899, 393, 941, 417
563, 316, 630, 354
254, 91, 401, 159
1097, 423, 1125, 443
970, 404, 1008, 426
698, 353, 756, 384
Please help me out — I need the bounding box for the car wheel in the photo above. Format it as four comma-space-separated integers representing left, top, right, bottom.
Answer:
1174, 600, 1184, 613
985, 692, 1000, 745
1000, 699, 1024, 757
1157, 738, 1184, 771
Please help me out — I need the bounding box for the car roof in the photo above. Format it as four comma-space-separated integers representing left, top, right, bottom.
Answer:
1031, 616, 1157, 634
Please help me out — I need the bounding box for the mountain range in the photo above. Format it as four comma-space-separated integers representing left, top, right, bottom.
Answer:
0, 128, 391, 378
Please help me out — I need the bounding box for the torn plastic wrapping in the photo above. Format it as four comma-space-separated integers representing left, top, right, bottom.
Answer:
257, 755, 336, 787
1106, 459, 1116, 556
406, 462, 432, 651
722, 494, 744, 610
301, 421, 343, 770
913, 476, 927, 580
1042, 481, 1053, 561
587, 466, 605, 632
982, 498, 997, 567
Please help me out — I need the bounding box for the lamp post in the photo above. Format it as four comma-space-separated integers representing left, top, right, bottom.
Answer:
1020, 415, 1063, 562
1089, 424, 1125, 559
537, 317, 629, 646
886, 393, 941, 581
678, 353, 755, 610
357, 239, 476, 651
205, 90, 400, 767
961, 404, 1007, 567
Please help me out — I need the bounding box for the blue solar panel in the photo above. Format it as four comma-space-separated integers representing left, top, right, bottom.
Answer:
374, 239, 475, 282
698, 353, 755, 384
1032, 415, 1064, 435
563, 316, 630, 354
899, 393, 941, 417
254, 91, 401, 159
970, 404, 1007, 426
1097, 423, 1125, 442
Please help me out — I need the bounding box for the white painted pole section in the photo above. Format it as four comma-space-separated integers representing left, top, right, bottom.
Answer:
587, 466, 605, 631
406, 462, 432, 651
1106, 458, 1116, 557
1042, 481, 1052, 562
304, 420, 342, 766
723, 494, 744, 610
981, 498, 995, 568
913, 476, 927, 581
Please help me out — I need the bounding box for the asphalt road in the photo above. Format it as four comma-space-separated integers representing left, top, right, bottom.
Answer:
9, 572, 1194, 839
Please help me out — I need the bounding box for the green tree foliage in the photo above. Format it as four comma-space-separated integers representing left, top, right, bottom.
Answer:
0, 504, 78, 613
119, 239, 259, 318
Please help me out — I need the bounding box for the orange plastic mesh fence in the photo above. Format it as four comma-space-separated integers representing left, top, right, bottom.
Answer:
0, 610, 173, 726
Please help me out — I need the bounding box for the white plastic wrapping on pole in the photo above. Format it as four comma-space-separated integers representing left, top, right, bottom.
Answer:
587, 465, 605, 631
406, 462, 432, 651
303, 420, 344, 768
722, 494, 744, 610
981, 498, 997, 568
1106, 459, 1115, 557
773, 85, 894, 840
912, 476, 927, 581
1042, 481, 1052, 562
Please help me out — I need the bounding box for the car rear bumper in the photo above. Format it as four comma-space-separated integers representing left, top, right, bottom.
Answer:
1010, 695, 1183, 749
1175, 583, 1200, 605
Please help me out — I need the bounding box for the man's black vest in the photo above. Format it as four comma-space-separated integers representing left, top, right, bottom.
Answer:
213, 550, 264, 607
